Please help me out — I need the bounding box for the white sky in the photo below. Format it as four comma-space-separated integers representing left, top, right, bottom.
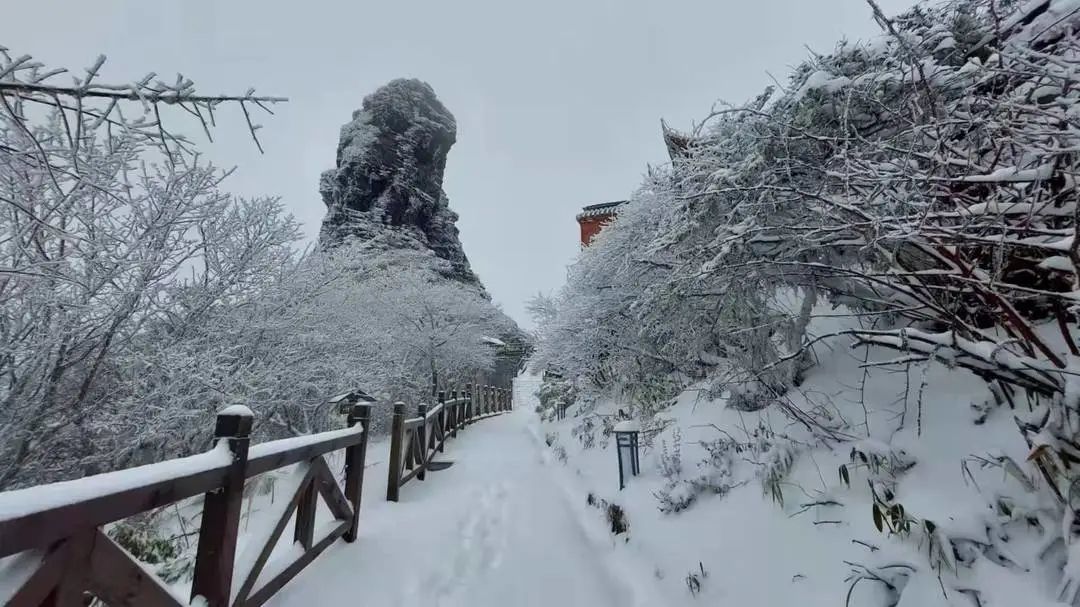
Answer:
5, 0, 915, 329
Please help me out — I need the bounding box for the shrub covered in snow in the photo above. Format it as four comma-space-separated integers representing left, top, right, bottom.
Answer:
537, 373, 578, 420
531, 0, 1080, 604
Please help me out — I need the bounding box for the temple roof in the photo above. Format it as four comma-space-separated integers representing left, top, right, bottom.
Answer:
576, 200, 628, 221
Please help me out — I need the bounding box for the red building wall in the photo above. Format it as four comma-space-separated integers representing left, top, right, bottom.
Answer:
578, 213, 615, 247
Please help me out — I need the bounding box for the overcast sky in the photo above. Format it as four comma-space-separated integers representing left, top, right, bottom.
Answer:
6, 0, 914, 329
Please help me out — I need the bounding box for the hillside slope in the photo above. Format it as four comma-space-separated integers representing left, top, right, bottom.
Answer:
318, 78, 480, 287
536, 309, 1063, 606
532, 1, 1080, 603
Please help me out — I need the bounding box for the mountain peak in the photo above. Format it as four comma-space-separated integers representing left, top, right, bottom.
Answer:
318, 79, 478, 285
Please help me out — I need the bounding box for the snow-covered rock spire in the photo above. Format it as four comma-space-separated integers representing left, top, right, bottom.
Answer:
318, 79, 479, 285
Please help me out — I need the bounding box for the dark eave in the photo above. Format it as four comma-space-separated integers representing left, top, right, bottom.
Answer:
576, 200, 628, 221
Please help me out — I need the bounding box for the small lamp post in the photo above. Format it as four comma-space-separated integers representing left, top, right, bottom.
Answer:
613, 420, 641, 490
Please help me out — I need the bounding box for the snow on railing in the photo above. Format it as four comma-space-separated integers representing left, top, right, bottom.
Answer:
0, 442, 232, 523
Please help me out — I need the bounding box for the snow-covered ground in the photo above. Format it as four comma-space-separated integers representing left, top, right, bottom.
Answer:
4, 331, 1063, 606
251, 334, 1068, 606
266, 377, 663, 606
533, 319, 1070, 606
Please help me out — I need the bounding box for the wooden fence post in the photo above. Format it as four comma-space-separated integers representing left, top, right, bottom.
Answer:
416, 403, 428, 481
465, 384, 473, 425
191, 407, 252, 607
456, 388, 463, 428
437, 392, 447, 452
386, 402, 406, 502
344, 402, 371, 542
449, 390, 458, 439
445, 390, 454, 438
469, 386, 475, 423
457, 388, 464, 429
294, 478, 317, 550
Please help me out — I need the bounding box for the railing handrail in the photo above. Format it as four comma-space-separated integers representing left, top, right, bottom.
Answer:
0, 395, 375, 607
246, 424, 364, 477
424, 401, 445, 420
386, 383, 514, 502
0, 420, 368, 559
0, 445, 234, 558
0, 383, 514, 606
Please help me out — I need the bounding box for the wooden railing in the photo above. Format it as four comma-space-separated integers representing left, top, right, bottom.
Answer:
0, 384, 514, 606
0, 391, 373, 607
386, 384, 512, 501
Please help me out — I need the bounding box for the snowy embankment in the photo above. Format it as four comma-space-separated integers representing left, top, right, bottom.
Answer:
534, 316, 1067, 606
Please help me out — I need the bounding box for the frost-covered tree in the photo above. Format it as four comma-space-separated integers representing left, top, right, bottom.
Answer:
0, 50, 287, 487
362, 266, 508, 394
541, 0, 1080, 410
96, 240, 508, 471
0, 51, 513, 488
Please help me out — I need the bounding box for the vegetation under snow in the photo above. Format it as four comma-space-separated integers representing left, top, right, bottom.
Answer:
531, 0, 1080, 604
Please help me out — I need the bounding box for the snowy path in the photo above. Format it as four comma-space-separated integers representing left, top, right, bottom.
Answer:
266, 378, 636, 606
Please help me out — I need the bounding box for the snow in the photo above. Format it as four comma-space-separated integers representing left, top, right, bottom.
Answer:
526, 310, 1069, 605
1040, 255, 1075, 272
792, 70, 852, 102
0, 442, 231, 521
3, 331, 1071, 606
264, 380, 661, 607
613, 420, 640, 433
230, 463, 312, 603
480, 335, 507, 347
1014, 0, 1080, 44
0, 550, 43, 604
219, 404, 254, 417
236, 345, 1064, 606
959, 164, 1054, 183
